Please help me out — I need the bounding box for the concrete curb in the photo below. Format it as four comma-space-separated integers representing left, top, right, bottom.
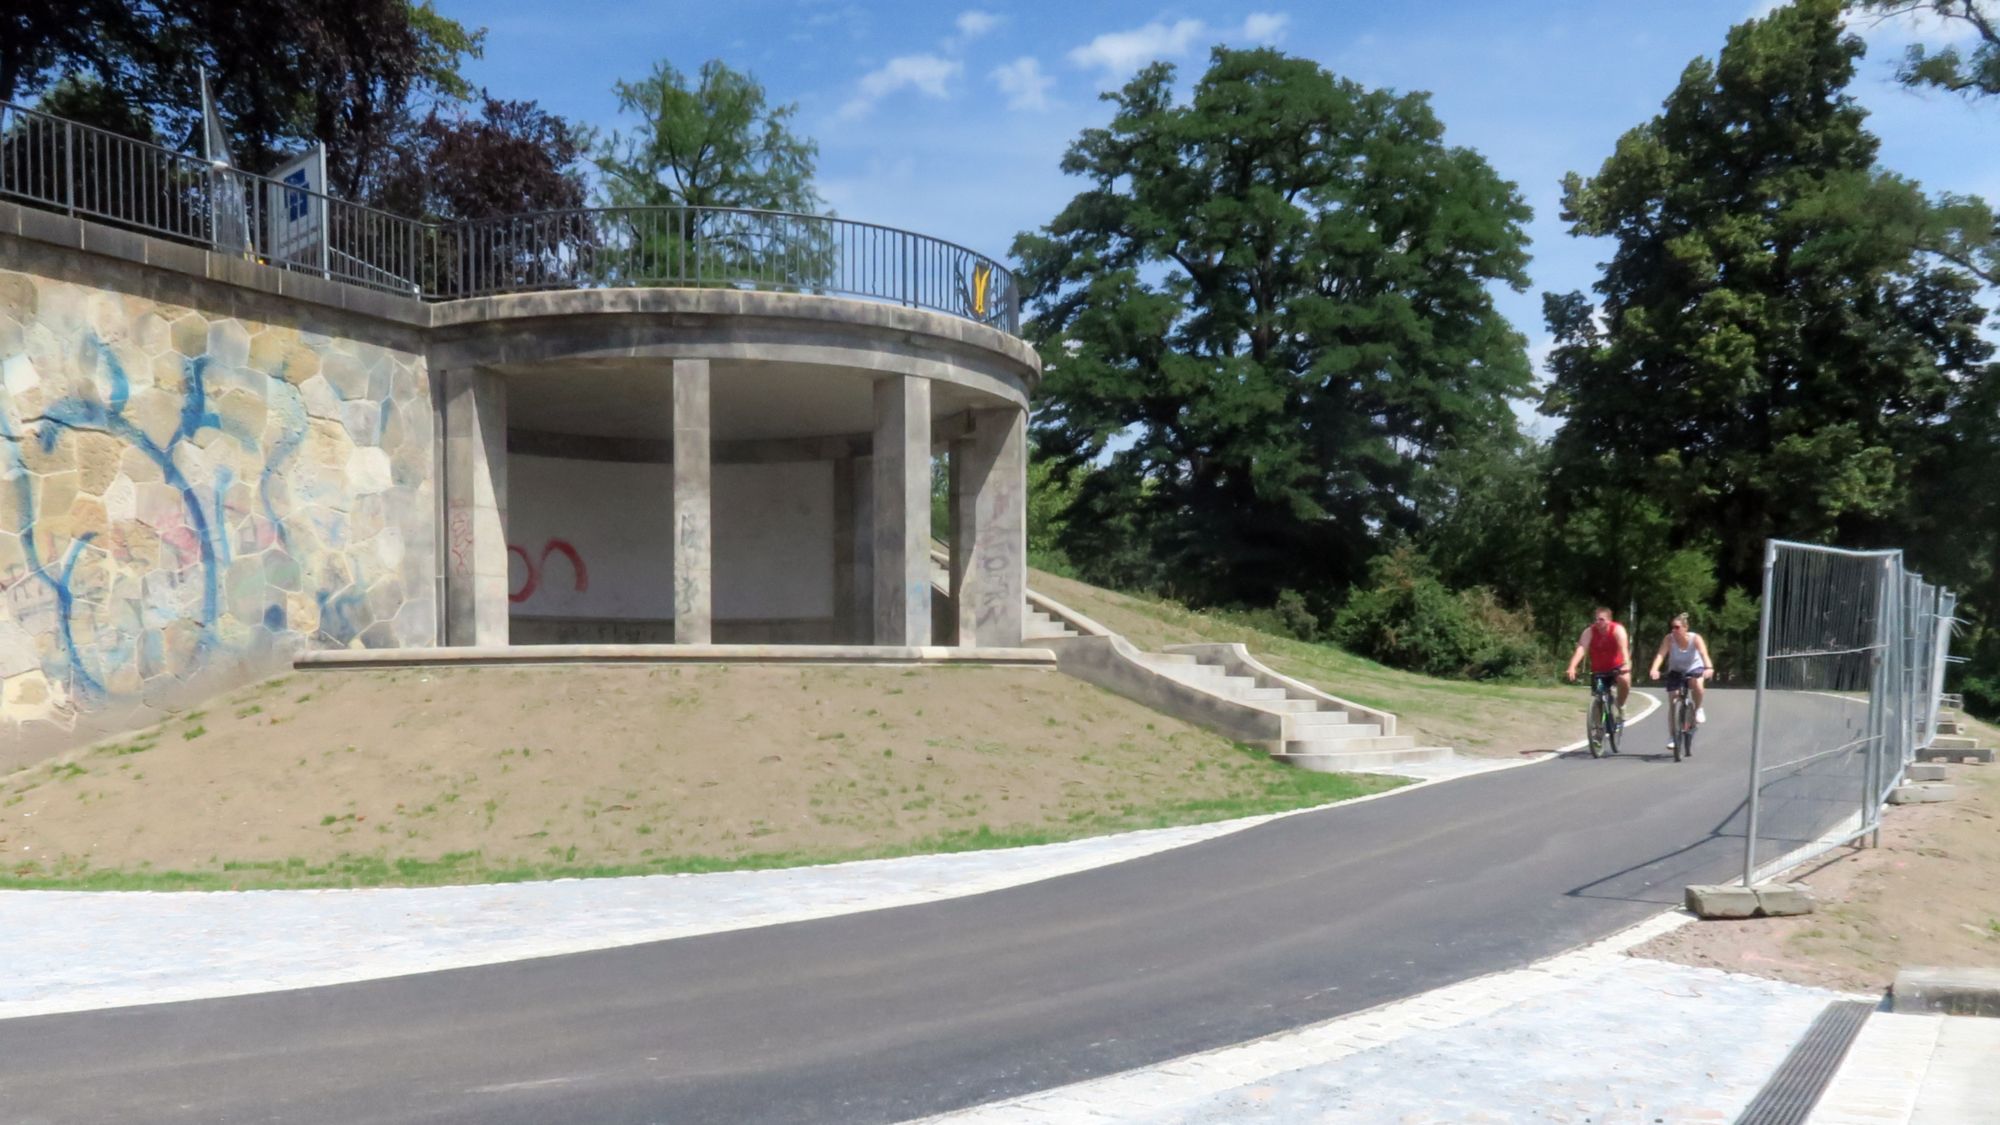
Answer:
1890, 967, 2000, 1017
295, 643, 1059, 669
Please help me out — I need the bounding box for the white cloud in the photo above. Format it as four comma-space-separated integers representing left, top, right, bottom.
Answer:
992, 56, 1056, 111
1066, 13, 1293, 83
841, 54, 963, 119
1241, 12, 1290, 44
956, 10, 1001, 40
1067, 18, 1206, 78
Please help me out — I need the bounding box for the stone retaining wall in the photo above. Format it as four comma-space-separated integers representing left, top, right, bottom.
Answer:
0, 244, 437, 757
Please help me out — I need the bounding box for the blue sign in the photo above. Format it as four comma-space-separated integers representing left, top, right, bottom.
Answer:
283, 168, 310, 222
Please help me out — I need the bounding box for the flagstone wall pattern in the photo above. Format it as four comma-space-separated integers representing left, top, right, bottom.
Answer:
0, 266, 436, 747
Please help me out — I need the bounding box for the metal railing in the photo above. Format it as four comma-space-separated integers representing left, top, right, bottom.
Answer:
0, 100, 1019, 332
1741, 540, 1956, 884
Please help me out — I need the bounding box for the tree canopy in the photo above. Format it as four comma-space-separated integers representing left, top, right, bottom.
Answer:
1016, 47, 1534, 608
591, 60, 821, 213
1543, 0, 1994, 589
6, 1, 587, 222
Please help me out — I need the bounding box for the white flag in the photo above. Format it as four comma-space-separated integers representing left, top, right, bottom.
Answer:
200, 67, 254, 257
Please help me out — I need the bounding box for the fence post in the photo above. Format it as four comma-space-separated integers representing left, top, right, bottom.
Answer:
1743, 539, 1778, 887
1867, 556, 1896, 847
63, 120, 75, 216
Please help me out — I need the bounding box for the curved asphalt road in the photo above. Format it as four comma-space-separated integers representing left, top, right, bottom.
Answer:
0, 688, 1858, 1124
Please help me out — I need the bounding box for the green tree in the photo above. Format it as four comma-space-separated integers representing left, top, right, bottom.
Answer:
8, 1, 496, 203
1856, 0, 1999, 96
1853, 2, 2000, 283
1543, 0, 1995, 591
1016, 48, 1534, 608
588, 60, 826, 288
0, 1, 139, 107
591, 60, 820, 213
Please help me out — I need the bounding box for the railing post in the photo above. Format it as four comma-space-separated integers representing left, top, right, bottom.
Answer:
63, 120, 75, 216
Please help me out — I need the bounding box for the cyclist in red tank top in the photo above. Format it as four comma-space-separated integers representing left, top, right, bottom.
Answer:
1564, 606, 1631, 722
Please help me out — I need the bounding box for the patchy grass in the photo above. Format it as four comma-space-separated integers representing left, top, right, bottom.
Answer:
1029, 569, 1581, 755
0, 663, 1405, 891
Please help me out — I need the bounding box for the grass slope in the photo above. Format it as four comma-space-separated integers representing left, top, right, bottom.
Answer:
0, 664, 1401, 891
1030, 569, 1583, 755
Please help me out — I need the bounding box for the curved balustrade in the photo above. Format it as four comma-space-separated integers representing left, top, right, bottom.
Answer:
0, 100, 1019, 333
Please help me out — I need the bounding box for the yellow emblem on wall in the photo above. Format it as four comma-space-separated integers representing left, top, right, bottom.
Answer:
971, 264, 992, 318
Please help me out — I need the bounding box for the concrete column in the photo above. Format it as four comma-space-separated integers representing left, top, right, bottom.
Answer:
443, 368, 508, 646
672, 359, 713, 644
950, 407, 1026, 648
872, 375, 931, 646
832, 456, 859, 643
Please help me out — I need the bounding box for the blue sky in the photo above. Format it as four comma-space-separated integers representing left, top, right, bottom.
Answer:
437, 1, 2000, 418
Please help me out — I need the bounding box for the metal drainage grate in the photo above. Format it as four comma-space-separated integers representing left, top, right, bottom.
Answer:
1735, 1000, 1875, 1125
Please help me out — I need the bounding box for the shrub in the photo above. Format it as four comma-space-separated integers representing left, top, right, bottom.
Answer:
1332, 546, 1545, 680
1272, 588, 1322, 641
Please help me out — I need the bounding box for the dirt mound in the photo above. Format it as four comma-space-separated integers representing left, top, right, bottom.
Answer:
0, 663, 1400, 889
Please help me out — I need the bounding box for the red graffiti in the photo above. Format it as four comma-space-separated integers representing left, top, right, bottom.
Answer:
508, 538, 589, 604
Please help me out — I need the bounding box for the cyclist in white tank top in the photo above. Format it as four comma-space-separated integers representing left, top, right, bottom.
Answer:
1647, 613, 1714, 727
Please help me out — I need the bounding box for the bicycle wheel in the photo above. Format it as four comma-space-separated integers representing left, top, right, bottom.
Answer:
1671, 696, 1687, 762
1587, 696, 1606, 759
1605, 695, 1622, 756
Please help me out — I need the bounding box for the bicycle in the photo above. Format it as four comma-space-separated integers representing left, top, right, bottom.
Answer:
1661, 670, 1697, 763
1585, 670, 1623, 758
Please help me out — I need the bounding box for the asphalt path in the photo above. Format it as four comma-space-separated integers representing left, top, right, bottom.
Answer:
0, 687, 1857, 1125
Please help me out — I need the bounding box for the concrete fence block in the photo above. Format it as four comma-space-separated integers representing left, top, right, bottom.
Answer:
1904, 763, 1948, 782
1685, 882, 1815, 919
1751, 883, 1817, 917
1887, 783, 1958, 804
1685, 885, 1760, 919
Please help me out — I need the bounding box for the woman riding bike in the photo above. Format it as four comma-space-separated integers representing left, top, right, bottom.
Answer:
1648, 613, 1713, 751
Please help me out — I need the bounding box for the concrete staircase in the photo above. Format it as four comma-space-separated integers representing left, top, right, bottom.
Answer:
1024, 604, 1080, 641
1136, 647, 1452, 772
926, 544, 1454, 772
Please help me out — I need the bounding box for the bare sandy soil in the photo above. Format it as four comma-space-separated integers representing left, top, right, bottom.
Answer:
1633, 716, 2000, 994
0, 663, 1400, 886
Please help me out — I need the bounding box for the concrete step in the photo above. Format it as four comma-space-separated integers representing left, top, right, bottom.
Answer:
1237, 698, 1319, 715
1239, 687, 1290, 702
1284, 723, 1386, 743
1272, 745, 1454, 772
1282, 733, 1402, 753
1286, 709, 1353, 727
1136, 652, 1199, 666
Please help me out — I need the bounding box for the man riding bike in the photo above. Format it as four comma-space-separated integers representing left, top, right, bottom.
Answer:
1648, 612, 1713, 747
1564, 606, 1630, 732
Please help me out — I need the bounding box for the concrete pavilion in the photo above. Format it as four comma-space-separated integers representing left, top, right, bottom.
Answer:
432, 289, 1039, 652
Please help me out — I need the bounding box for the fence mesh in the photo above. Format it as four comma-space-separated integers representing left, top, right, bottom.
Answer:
1743, 541, 1954, 884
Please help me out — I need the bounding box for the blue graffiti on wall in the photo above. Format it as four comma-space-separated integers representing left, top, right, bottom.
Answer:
1, 340, 232, 697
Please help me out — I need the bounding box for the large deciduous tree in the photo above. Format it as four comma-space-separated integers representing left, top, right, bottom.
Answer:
1856, 0, 2000, 96
591, 60, 821, 213
1016, 48, 1534, 607
6, 1, 594, 221
1543, 0, 1994, 596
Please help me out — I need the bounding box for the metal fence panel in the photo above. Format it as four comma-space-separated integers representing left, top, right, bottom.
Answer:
1743, 540, 1954, 884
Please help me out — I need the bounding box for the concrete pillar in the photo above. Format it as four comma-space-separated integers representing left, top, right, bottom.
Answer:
672, 359, 713, 645
950, 407, 1027, 648
832, 456, 859, 643
443, 368, 508, 646
872, 375, 931, 646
